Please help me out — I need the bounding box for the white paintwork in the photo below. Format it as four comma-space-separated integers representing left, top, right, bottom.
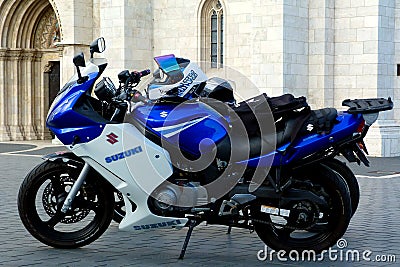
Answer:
71, 123, 188, 231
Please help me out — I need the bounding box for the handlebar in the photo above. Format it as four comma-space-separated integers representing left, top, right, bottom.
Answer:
130, 69, 151, 84
127, 69, 151, 103
122, 69, 151, 87
137, 69, 151, 78
113, 69, 152, 104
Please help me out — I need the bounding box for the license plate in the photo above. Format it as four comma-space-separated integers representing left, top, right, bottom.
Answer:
260, 205, 290, 217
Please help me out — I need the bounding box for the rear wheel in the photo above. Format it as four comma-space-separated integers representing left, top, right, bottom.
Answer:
252, 165, 351, 253
18, 161, 114, 248
321, 158, 360, 216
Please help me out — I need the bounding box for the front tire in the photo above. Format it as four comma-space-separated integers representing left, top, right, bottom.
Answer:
18, 161, 114, 248
252, 164, 351, 253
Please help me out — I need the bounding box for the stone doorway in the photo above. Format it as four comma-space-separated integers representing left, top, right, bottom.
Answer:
45, 61, 60, 138
0, 0, 62, 141
48, 61, 60, 108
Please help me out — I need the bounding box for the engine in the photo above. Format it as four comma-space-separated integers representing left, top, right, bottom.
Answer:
150, 181, 208, 216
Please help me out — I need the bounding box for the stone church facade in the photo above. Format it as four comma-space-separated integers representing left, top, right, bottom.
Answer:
0, 0, 399, 156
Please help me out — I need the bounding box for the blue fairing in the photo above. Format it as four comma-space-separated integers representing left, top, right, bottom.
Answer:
240, 112, 363, 168
133, 100, 228, 156
46, 70, 106, 145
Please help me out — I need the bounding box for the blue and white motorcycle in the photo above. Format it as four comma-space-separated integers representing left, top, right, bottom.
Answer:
18, 38, 393, 258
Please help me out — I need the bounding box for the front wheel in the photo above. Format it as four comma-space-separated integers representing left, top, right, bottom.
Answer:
18, 161, 115, 248
252, 165, 352, 253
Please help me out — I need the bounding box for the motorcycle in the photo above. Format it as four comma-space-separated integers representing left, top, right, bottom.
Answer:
18, 37, 393, 259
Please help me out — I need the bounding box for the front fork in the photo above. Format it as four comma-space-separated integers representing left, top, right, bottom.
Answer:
60, 162, 90, 213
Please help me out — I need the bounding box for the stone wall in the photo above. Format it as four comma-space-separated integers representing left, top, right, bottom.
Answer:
0, 0, 399, 155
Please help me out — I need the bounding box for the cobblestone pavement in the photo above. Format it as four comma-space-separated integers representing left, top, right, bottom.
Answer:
0, 141, 399, 266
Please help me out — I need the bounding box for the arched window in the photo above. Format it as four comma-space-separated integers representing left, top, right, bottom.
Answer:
201, 0, 224, 69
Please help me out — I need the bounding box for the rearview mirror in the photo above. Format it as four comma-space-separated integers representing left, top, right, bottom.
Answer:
118, 70, 130, 83
90, 37, 106, 58
73, 52, 86, 67
73, 52, 88, 84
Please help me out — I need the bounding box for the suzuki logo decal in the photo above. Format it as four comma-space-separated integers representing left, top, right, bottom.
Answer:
160, 111, 168, 118
106, 133, 119, 144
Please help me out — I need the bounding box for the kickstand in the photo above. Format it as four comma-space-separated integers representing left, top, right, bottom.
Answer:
226, 226, 232, 234
179, 220, 197, 260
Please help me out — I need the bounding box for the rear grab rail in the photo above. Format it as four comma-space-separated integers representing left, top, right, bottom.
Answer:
342, 97, 393, 114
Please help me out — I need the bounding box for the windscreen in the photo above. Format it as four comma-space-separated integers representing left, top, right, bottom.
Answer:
154, 54, 181, 74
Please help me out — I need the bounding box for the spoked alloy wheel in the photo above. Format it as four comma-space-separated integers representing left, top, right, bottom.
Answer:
18, 161, 114, 248
252, 165, 352, 253
321, 158, 360, 216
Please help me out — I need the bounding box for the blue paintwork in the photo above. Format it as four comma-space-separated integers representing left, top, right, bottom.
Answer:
46, 71, 105, 145
240, 112, 363, 168
133, 101, 229, 156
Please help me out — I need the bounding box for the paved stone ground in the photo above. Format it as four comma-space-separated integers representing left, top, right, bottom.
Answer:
0, 141, 398, 266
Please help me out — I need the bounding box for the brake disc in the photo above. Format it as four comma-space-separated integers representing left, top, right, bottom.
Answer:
42, 176, 91, 224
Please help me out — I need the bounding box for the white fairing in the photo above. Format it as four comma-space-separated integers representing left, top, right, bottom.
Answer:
148, 62, 208, 100
71, 123, 188, 231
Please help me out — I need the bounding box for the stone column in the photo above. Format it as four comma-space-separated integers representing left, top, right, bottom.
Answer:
99, 0, 154, 79
0, 49, 11, 141
250, 0, 284, 97
251, 0, 309, 98
249, 0, 284, 96
333, 1, 400, 156
21, 50, 40, 140
282, 0, 309, 97
8, 49, 25, 140
366, 1, 400, 157
52, 0, 93, 84
308, 0, 335, 109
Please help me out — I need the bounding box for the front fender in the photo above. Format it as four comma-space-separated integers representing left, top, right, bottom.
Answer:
42, 151, 84, 166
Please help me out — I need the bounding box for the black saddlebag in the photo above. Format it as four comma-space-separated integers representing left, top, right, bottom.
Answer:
232, 93, 309, 137
232, 94, 338, 148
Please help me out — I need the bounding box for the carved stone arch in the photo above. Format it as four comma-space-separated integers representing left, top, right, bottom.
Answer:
47, 0, 63, 41
0, 0, 23, 47
19, 1, 53, 48
32, 6, 61, 49
0, 0, 60, 49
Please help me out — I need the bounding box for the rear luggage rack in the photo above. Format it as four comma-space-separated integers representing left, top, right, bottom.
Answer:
342, 97, 393, 114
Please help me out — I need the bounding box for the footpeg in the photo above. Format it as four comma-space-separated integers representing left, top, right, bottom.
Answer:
219, 194, 257, 216
218, 200, 239, 216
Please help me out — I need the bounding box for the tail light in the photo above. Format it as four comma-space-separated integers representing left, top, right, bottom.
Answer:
356, 119, 365, 134
356, 119, 368, 154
